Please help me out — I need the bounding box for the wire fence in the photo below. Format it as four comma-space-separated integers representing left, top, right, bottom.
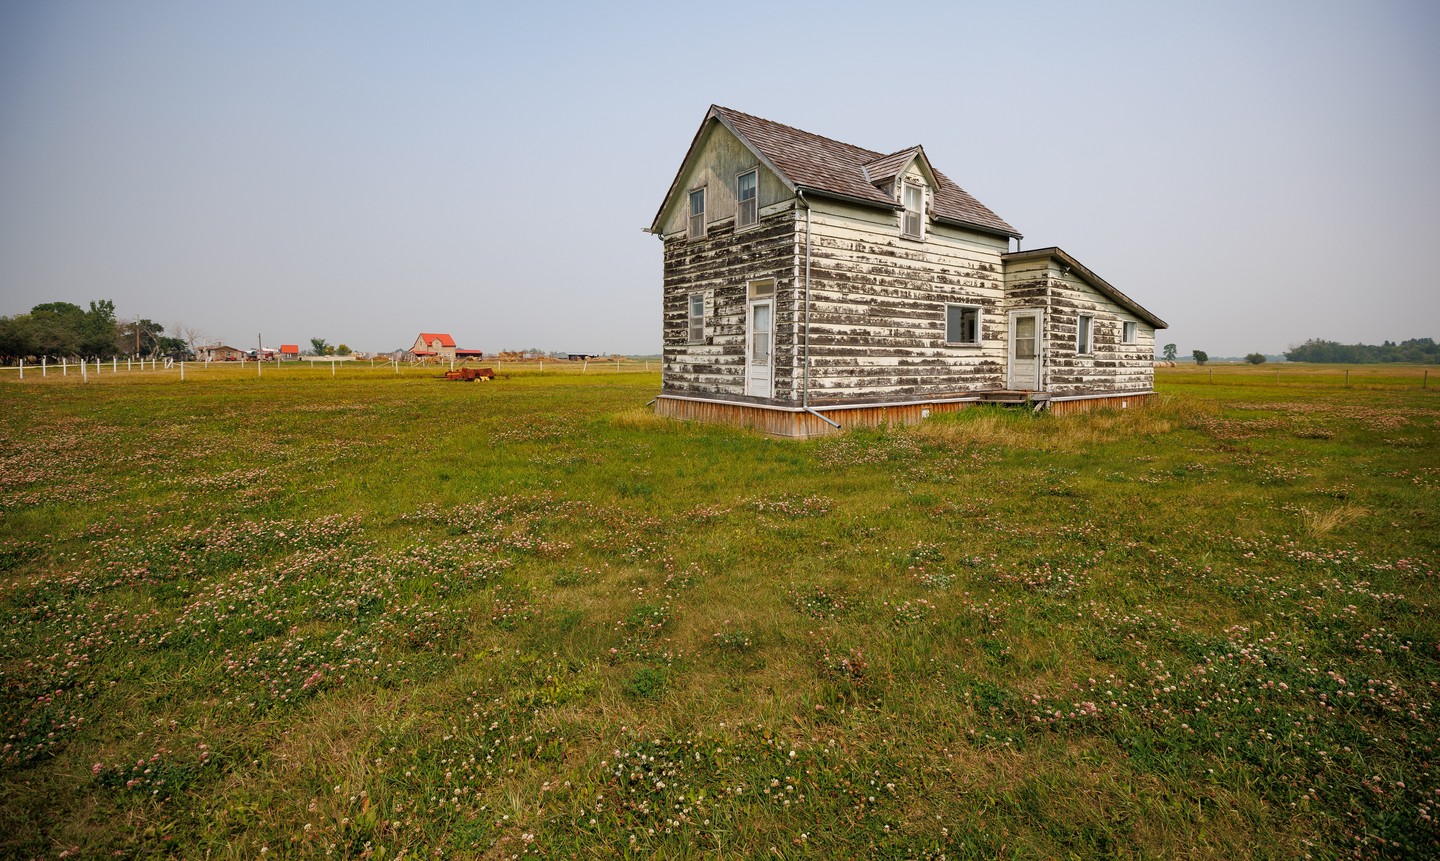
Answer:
1157, 364, 1433, 390
0, 355, 661, 383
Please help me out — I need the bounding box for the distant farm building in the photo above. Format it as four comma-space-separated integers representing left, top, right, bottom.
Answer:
279, 344, 300, 359
646, 105, 1168, 436
409, 333, 484, 362
199, 344, 246, 361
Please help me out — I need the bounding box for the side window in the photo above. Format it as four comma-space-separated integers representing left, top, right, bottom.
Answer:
688, 188, 706, 239
687, 293, 705, 343
902, 183, 924, 239
736, 169, 758, 228
945, 304, 980, 345
1122, 321, 1137, 344
1077, 314, 1093, 354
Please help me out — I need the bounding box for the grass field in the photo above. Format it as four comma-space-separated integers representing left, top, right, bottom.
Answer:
1, 363, 1436, 859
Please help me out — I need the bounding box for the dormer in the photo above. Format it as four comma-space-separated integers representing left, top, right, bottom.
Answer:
649, 106, 1021, 243
864, 146, 940, 240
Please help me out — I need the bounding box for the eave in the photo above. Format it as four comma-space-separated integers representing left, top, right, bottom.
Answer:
1003, 246, 1168, 329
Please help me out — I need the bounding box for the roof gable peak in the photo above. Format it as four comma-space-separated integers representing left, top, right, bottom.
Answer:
650, 106, 1020, 239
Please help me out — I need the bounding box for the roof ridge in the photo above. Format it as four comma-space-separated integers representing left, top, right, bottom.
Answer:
864, 145, 922, 165
713, 106, 885, 159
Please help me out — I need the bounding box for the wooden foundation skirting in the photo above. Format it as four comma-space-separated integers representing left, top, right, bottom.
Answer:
1046, 392, 1155, 415
654, 392, 1156, 437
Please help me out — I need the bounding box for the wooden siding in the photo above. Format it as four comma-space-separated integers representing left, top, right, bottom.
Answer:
1044, 270, 1156, 394
660, 207, 798, 400
800, 195, 1011, 402
657, 123, 789, 238
1001, 257, 1156, 394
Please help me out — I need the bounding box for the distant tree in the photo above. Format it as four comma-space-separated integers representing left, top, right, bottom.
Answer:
1245, 353, 1266, 365
1285, 337, 1439, 364
0, 314, 39, 361
118, 318, 166, 356
156, 335, 188, 356
81, 300, 119, 357
309, 337, 330, 356
175, 324, 208, 356
30, 302, 86, 357
1162, 343, 1177, 361
1192, 350, 1209, 366
335, 344, 352, 356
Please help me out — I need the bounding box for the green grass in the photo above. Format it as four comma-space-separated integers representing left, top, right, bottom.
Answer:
1, 362, 1437, 859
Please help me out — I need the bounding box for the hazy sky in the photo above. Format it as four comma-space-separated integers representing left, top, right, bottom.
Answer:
1, 0, 1436, 356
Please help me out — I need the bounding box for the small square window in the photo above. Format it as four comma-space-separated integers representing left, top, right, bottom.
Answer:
902, 183, 924, 239
737, 169, 758, 228
1122, 321, 1137, 344
748, 278, 775, 299
1077, 314, 1093, 354
687, 293, 705, 343
688, 188, 706, 239
946, 304, 980, 345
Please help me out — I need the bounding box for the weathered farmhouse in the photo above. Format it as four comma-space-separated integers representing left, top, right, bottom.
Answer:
409, 333, 483, 362
647, 106, 1167, 437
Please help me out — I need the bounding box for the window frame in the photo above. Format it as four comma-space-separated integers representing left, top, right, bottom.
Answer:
944, 303, 982, 346
901, 182, 925, 240
1122, 320, 1137, 344
736, 168, 758, 229
687, 188, 706, 240
1077, 314, 1094, 355
687, 293, 705, 343
747, 278, 775, 300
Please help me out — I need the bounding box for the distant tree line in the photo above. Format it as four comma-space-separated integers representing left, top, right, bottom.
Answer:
1284, 338, 1439, 364
0, 300, 189, 363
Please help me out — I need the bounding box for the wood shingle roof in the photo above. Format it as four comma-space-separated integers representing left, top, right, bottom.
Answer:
652, 106, 1019, 239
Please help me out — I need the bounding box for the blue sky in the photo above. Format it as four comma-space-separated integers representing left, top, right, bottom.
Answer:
1, 0, 1436, 356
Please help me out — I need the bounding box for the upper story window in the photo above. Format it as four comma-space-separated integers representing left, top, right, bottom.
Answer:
687, 293, 705, 342
736, 169, 758, 228
945, 304, 980, 345
1122, 321, 1137, 344
902, 183, 924, 239
1077, 314, 1093, 354
687, 188, 706, 239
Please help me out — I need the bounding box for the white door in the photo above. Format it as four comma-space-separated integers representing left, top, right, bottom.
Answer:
746, 300, 773, 398
1008, 310, 1042, 390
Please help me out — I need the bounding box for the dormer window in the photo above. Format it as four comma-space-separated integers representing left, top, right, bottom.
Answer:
902, 183, 924, 239
688, 188, 706, 239
736, 169, 758, 228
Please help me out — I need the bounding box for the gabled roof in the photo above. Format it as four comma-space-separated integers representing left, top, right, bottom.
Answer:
650, 106, 1020, 239
862, 147, 924, 185
1002, 246, 1169, 330
418, 333, 456, 347
279, 344, 299, 353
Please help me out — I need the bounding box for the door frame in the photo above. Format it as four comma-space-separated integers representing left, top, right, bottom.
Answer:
1007, 308, 1044, 390
745, 298, 774, 398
